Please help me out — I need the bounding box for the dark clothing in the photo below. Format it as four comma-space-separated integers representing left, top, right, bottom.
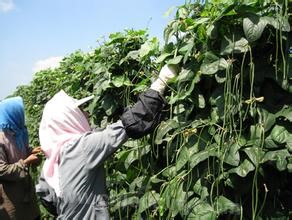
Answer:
121, 89, 167, 139
0, 131, 40, 220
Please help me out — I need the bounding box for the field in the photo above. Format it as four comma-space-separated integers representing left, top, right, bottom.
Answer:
13, 0, 292, 219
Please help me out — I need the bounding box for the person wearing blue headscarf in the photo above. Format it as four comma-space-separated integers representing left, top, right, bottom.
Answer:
0, 97, 29, 152
0, 96, 42, 220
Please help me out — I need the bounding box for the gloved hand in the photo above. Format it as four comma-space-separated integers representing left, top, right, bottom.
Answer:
150, 64, 178, 94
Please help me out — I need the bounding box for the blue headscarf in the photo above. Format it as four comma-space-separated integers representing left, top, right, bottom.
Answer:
0, 97, 29, 152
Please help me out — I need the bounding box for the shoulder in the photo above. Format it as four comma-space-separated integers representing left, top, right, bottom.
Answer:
0, 131, 17, 151
0, 131, 8, 147
0, 131, 5, 143
0, 131, 14, 145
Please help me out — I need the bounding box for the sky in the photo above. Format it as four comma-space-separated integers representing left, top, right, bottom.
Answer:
0, 0, 186, 100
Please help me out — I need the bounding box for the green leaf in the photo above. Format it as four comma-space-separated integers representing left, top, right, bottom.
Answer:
125, 50, 139, 61
171, 182, 186, 217
270, 125, 288, 144
215, 196, 240, 215
210, 107, 220, 123
162, 165, 177, 178
112, 75, 131, 87
155, 52, 173, 64
206, 24, 218, 39
215, 71, 226, 83
243, 15, 267, 42
210, 87, 225, 118
94, 76, 111, 95
190, 147, 218, 169
178, 41, 194, 54
198, 94, 205, 109
129, 176, 146, 191
176, 69, 194, 82
169, 74, 199, 105
160, 180, 188, 217
173, 104, 186, 114
276, 106, 292, 122
132, 78, 149, 93
187, 200, 216, 219
177, 7, 189, 19
178, 41, 194, 63
176, 146, 190, 171
265, 136, 280, 149
173, 182, 188, 217
139, 37, 159, 59
229, 159, 255, 177
195, 17, 210, 25
123, 139, 141, 148
261, 16, 290, 32
112, 195, 139, 211
155, 120, 180, 144
163, 23, 176, 44
124, 145, 151, 169
167, 55, 183, 65
220, 35, 249, 55
250, 124, 264, 146
149, 175, 165, 184
262, 149, 290, 171
101, 93, 118, 116
92, 63, 107, 75
261, 109, 276, 132
200, 52, 228, 75
138, 191, 159, 214
286, 136, 292, 153
223, 142, 240, 167
193, 179, 209, 200
243, 147, 264, 165
108, 32, 125, 43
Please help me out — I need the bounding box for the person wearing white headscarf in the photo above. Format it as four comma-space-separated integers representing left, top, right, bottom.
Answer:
37, 64, 177, 219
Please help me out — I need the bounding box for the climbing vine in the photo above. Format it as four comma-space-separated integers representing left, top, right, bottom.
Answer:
12, 1, 292, 219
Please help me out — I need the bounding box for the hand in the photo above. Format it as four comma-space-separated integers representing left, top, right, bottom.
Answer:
31, 146, 43, 155
150, 64, 178, 94
24, 154, 41, 166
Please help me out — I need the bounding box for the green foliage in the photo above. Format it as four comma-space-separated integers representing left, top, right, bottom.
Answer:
12, 1, 292, 219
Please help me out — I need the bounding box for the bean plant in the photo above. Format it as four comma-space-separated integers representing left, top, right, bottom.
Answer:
13, 0, 292, 219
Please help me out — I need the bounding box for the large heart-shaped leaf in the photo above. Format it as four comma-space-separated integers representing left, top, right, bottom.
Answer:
200, 52, 228, 75
229, 159, 255, 177
243, 15, 267, 42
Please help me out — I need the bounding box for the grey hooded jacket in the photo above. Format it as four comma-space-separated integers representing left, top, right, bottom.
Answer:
37, 89, 167, 220
57, 120, 127, 220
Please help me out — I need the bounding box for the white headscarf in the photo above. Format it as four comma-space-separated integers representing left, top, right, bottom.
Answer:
39, 90, 93, 196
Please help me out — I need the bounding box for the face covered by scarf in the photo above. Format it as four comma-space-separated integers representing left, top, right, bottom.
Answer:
39, 90, 93, 196
0, 97, 29, 152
